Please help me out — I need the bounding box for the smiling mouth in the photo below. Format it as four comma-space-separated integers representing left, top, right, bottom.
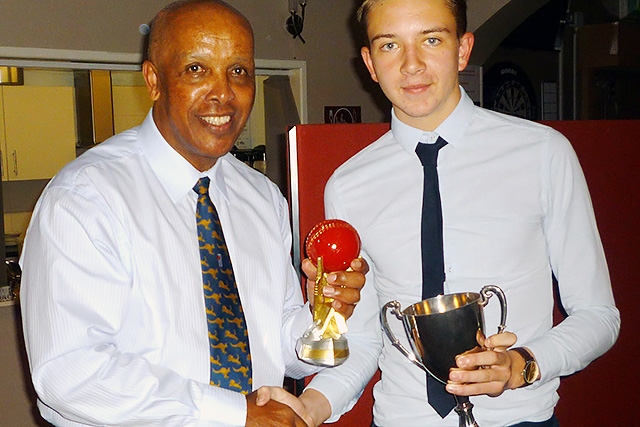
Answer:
403, 83, 430, 92
200, 115, 232, 126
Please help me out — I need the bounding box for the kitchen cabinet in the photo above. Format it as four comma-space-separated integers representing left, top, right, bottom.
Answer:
1, 85, 76, 181
0, 89, 5, 179
112, 84, 153, 134
110, 70, 153, 135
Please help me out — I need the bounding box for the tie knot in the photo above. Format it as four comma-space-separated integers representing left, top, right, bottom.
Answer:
193, 177, 211, 195
415, 137, 447, 167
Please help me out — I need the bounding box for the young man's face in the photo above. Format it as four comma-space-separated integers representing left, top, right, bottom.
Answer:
361, 0, 473, 131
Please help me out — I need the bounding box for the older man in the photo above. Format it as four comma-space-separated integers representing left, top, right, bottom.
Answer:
20, 1, 365, 426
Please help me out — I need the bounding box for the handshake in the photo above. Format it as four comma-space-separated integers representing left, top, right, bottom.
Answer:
247, 255, 368, 427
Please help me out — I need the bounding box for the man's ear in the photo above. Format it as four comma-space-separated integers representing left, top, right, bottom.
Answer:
458, 32, 475, 72
361, 46, 379, 83
142, 60, 161, 102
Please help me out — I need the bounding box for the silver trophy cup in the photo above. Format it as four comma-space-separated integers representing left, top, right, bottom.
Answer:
381, 285, 507, 427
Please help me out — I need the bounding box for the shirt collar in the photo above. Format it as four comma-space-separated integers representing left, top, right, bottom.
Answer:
138, 109, 230, 203
391, 86, 475, 151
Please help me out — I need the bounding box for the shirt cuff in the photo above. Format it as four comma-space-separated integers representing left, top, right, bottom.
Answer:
199, 385, 247, 426
306, 378, 362, 422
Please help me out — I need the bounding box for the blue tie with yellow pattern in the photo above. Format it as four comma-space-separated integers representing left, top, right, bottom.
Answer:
193, 177, 252, 394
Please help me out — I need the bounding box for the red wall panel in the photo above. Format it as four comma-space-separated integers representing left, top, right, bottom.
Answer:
287, 120, 639, 426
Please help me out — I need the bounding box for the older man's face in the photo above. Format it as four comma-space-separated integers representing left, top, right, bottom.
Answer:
143, 3, 255, 171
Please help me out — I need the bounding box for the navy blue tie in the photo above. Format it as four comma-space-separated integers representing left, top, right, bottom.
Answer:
416, 138, 456, 418
194, 177, 252, 394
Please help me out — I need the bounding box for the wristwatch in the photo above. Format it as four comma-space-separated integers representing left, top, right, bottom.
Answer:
512, 347, 539, 386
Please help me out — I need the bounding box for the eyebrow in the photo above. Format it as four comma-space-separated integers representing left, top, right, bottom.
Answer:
370, 26, 451, 44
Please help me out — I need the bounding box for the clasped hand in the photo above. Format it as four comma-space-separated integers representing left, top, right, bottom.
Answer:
445, 331, 519, 397
301, 257, 368, 319
246, 388, 311, 427
248, 257, 368, 427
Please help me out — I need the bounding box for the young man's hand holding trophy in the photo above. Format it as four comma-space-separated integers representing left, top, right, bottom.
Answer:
296, 219, 361, 367
382, 287, 507, 427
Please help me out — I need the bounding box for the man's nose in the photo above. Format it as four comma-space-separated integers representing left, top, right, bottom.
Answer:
401, 45, 426, 75
206, 73, 235, 103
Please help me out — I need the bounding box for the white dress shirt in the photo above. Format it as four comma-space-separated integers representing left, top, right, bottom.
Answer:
20, 111, 318, 427
307, 89, 620, 426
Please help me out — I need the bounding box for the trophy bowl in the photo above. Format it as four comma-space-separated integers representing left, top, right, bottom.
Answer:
296, 219, 361, 367
381, 285, 507, 427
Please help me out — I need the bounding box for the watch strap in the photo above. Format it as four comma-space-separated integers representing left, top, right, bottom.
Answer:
512, 347, 538, 386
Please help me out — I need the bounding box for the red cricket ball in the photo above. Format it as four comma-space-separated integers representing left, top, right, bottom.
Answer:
305, 219, 361, 272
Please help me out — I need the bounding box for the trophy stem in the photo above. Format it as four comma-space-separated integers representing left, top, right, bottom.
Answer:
296, 256, 350, 366
454, 395, 480, 427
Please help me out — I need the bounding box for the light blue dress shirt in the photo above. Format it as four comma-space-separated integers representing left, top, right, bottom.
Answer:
20, 111, 318, 426
307, 89, 619, 426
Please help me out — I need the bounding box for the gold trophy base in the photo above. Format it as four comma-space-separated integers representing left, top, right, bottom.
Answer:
296, 334, 349, 367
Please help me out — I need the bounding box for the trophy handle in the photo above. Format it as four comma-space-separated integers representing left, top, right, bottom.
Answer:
479, 285, 507, 334
381, 300, 436, 376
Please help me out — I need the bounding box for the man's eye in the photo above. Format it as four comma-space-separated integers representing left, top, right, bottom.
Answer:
231, 67, 247, 76
187, 64, 203, 73
380, 42, 397, 51
426, 37, 440, 46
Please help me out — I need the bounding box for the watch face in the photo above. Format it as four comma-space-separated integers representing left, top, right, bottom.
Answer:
524, 360, 539, 384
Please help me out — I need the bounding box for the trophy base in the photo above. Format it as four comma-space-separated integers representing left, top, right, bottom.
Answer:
296, 335, 349, 367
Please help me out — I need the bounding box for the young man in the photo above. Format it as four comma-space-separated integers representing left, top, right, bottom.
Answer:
274, 0, 620, 426
20, 1, 365, 426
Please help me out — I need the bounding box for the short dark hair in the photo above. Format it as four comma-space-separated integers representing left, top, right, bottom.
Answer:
356, 0, 468, 46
